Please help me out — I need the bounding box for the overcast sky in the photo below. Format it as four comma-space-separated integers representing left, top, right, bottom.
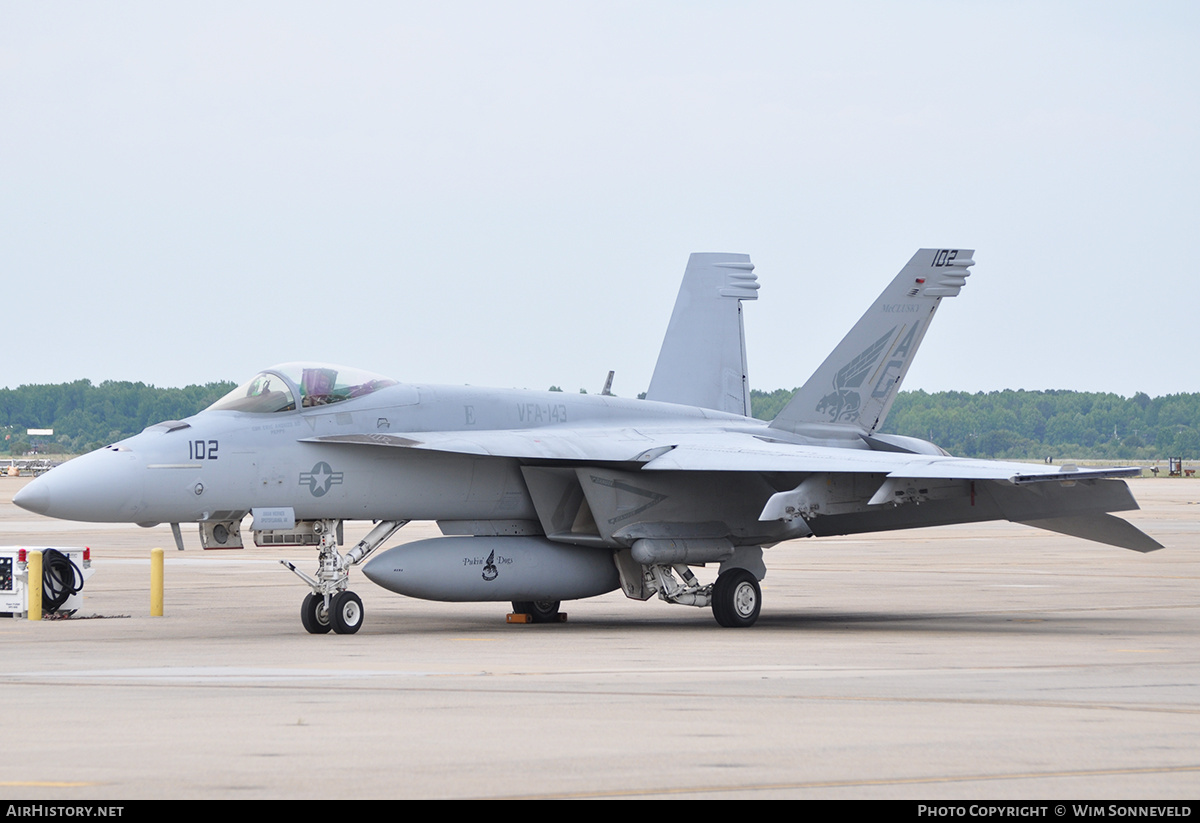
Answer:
3, 1, 1197, 398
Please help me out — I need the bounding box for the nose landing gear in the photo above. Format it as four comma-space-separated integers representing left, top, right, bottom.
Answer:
283, 519, 407, 635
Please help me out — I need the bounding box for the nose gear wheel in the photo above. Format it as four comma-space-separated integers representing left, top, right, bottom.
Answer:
331, 591, 363, 634
301, 592, 332, 634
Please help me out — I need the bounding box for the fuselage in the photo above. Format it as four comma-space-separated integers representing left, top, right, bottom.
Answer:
13, 377, 777, 526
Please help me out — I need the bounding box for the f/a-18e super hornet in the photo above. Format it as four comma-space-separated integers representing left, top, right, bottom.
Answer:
14, 249, 1160, 633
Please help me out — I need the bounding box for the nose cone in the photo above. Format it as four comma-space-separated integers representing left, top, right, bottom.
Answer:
13, 479, 51, 515
12, 448, 145, 522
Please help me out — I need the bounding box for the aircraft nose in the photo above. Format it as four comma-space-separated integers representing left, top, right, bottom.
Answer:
12, 448, 145, 522
13, 478, 50, 515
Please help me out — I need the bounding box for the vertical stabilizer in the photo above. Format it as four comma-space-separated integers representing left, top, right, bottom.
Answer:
770, 248, 974, 435
646, 253, 758, 415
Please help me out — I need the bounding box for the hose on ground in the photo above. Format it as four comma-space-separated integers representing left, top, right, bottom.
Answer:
41, 549, 84, 614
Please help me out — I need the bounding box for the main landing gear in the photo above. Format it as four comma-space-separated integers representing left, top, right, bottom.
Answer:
511, 600, 562, 623
283, 519, 407, 635
638, 563, 764, 628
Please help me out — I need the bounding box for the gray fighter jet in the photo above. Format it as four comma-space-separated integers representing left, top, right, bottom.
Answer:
14, 249, 1160, 633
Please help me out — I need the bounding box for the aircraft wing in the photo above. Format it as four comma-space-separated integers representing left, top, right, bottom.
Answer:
304, 428, 1158, 553
638, 439, 1142, 483
304, 428, 1141, 484
300, 429, 675, 463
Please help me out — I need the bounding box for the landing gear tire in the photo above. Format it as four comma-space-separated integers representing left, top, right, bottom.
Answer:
712, 569, 761, 628
301, 593, 332, 634
512, 600, 561, 624
331, 591, 364, 635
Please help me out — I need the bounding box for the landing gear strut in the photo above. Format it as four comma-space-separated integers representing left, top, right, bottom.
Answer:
283, 519, 407, 635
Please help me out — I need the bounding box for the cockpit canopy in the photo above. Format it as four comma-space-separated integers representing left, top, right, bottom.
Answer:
207, 363, 398, 413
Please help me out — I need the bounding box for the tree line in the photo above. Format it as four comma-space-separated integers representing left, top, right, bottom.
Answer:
752, 388, 1200, 460
1, 379, 235, 455
2, 379, 1197, 460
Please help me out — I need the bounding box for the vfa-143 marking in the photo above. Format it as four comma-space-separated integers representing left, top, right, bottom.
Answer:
14, 249, 1160, 633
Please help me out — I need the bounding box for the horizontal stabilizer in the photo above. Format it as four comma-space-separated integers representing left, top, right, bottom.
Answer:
1018, 514, 1163, 552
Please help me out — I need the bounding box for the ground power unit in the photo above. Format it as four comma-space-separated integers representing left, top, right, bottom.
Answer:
0, 546, 93, 618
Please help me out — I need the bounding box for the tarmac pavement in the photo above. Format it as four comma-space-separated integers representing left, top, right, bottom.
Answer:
1, 476, 1197, 799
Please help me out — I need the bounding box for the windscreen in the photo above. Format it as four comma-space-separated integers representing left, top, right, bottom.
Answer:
206, 364, 398, 413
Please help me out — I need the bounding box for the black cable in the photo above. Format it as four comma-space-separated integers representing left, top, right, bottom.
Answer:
41, 549, 84, 614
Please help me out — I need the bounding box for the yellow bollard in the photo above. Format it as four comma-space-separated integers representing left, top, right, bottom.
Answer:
27, 550, 42, 621
151, 547, 163, 616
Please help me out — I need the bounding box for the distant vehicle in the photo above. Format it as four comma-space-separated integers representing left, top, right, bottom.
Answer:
14, 249, 1158, 633
3, 459, 59, 477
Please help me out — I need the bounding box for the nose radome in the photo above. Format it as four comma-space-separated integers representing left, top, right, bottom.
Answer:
13, 479, 50, 515
9, 447, 145, 522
